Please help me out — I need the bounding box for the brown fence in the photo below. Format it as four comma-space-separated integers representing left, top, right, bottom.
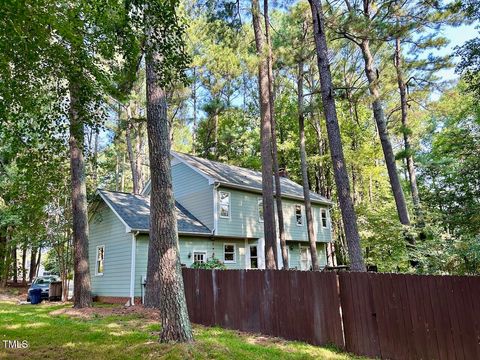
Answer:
182, 268, 344, 347
339, 272, 480, 360
182, 269, 480, 359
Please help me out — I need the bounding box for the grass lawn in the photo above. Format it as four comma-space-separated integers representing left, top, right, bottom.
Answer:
0, 300, 364, 360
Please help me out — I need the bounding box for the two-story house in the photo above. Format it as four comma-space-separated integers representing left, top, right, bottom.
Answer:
88, 151, 333, 304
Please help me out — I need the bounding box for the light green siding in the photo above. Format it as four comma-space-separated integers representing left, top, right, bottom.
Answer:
172, 162, 214, 230
134, 235, 246, 297
134, 235, 148, 298
287, 242, 327, 270
89, 203, 132, 297
216, 187, 332, 242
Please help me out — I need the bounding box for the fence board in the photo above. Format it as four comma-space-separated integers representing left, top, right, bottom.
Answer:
182, 269, 479, 359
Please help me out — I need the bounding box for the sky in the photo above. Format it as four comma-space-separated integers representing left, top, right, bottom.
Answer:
435, 22, 479, 81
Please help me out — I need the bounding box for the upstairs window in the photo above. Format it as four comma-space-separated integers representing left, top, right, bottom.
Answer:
193, 251, 206, 264
321, 209, 328, 228
219, 191, 231, 218
96, 245, 105, 276
295, 205, 303, 226
258, 198, 264, 222
224, 243, 236, 263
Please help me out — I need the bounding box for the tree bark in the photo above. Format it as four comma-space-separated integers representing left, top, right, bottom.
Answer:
192, 67, 198, 153
357, 35, 410, 225
264, 0, 288, 269
252, 0, 277, 269
11, 245, 17, 283
21, 244, 27, 285
394, 37, 424, 227
69, 79, 92, 308
126, 105, 141, 194
36, 248, 41, 277
297, 60, 320, 270
144, 43, 193, 340
29, 247, 37, 283
309, 0, 366, 271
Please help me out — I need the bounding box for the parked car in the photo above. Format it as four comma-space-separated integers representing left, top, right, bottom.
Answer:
27, 276, 60, 302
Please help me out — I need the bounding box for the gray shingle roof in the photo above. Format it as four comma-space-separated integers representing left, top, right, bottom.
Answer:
97, 189, 211, 234
172, 151, 332, 204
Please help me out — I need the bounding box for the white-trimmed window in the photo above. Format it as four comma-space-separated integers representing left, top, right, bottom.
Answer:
258, 198, 264, 222
249, 245, 258, 269
96, 245, 105, 276
224, 243, 236, 263
321, 209, 328, 228
219, 191, 231, 218
193, 251, 207, 264
295, 205, 303, 226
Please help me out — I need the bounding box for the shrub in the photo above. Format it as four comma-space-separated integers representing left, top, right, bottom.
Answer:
191, 257, 227, 270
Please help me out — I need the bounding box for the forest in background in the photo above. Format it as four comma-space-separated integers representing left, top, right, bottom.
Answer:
1, 0, 480, 289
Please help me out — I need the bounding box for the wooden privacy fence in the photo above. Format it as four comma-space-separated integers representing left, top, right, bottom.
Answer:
182, 269, 480, 359
182, 268, 344, 347
339, 272, 480, 360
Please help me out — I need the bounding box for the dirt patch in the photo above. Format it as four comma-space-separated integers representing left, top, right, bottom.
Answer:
0, 286, 28, 303
50, 304, 160, 320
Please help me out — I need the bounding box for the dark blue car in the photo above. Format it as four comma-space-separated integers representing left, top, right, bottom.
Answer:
27, 276, 60, 302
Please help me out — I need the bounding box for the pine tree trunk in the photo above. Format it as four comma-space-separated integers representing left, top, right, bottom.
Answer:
29, 247, 37, 283
394, 37, 424, 227
297, 60, 320, 270
252, 0, 277, 269
69, 79, 92, 308
144, 46, 193, 341
0, 235, 6, 285
264, 0, 288, 269
36, 248, 41, 277
21, 245, 27, 285
358, 38, 410, 226
192, 67, 198, 153
126, 106, 141, 194
12, 245, 17, 284
309, 0, 366, 271
92, 130, 99, 186
137, 121, 145, 191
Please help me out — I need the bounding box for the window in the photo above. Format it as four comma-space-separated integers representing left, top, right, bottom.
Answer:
224, 243, 236, 263
193, 251, 206, 264
96, 245, 105, 276
295, 205, 303, 226
219, 191, 231, 218
249, 245, 258, 269
258, 198, 264, 222
321, 209, 328, 228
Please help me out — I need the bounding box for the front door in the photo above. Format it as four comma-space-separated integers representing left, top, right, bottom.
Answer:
300, 246, 312, 271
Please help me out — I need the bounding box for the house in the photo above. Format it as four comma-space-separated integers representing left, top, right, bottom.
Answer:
88, 151, 333, 304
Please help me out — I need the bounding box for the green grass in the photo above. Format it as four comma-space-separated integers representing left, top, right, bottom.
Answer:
0, 301, 364, 359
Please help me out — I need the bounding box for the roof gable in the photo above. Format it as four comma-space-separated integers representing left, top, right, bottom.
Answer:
96, 189, 211, 235
171, 151, 332, 205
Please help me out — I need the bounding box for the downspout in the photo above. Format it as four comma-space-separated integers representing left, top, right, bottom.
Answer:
129, 231, 139, 306
213, 182, 220, 235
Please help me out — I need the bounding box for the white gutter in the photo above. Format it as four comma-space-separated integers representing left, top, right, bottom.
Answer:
213, 183, 220, 235
214, 181, 333, 206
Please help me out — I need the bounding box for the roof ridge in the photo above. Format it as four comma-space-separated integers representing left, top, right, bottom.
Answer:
98, 188, 148, 198
173, 151, 262, 175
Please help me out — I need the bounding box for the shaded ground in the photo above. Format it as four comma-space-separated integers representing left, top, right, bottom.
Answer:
0, 298, 366, 359
0, 286, 28, 303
